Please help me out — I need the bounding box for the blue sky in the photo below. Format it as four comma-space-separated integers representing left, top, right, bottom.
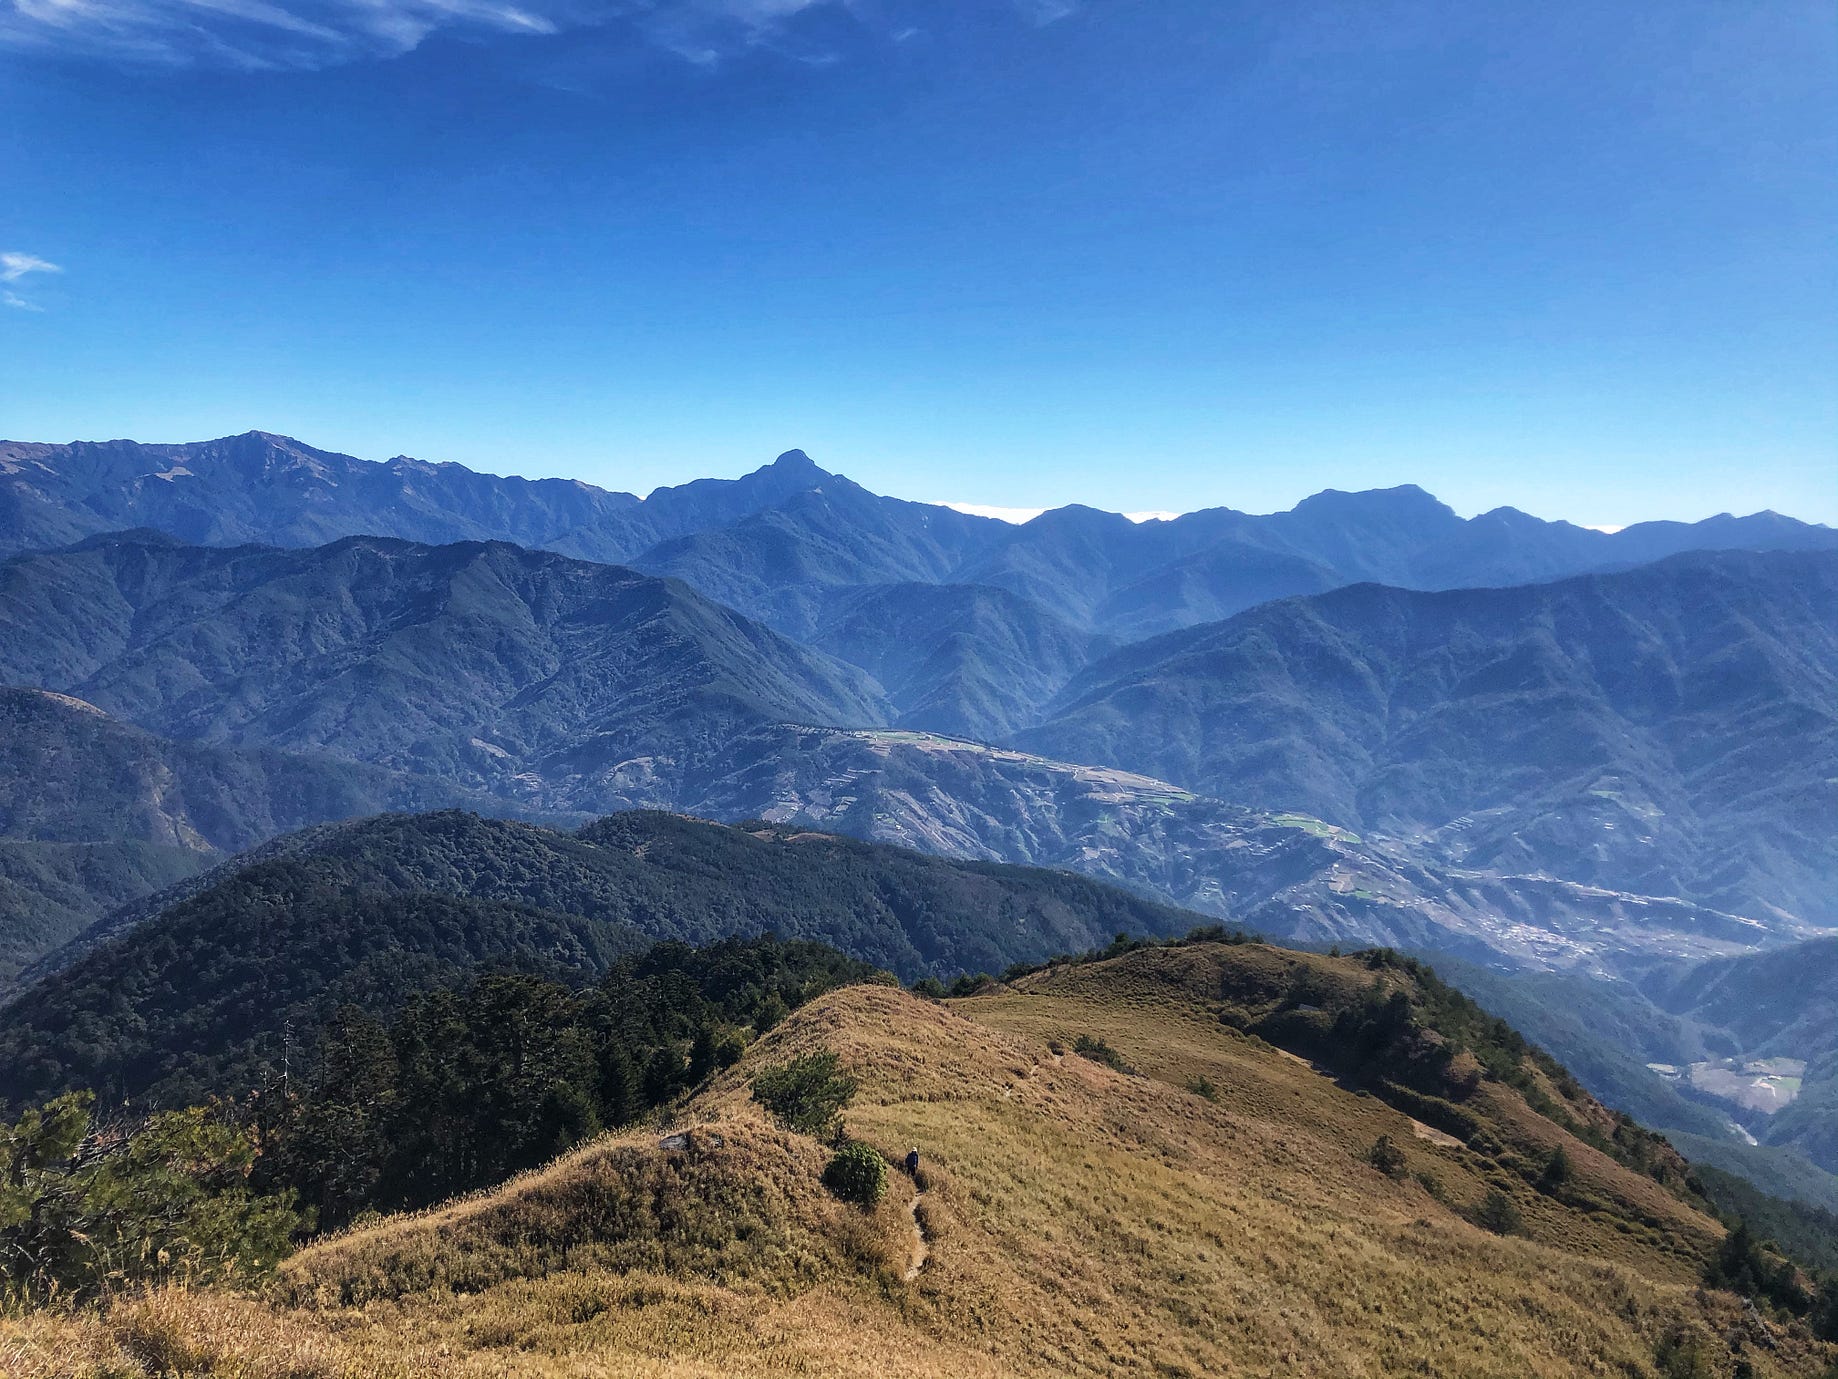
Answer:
3, 1, 1834, 527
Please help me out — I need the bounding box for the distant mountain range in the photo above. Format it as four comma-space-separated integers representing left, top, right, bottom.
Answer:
1019, 550, 1838, 928
7, 432, 1834, 737
0, 512, 1828, 965
0, 529, 1793, 982
0, 529, 889, 806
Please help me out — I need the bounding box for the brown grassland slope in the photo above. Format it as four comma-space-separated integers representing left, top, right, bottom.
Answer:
5, 941, 1833, 1378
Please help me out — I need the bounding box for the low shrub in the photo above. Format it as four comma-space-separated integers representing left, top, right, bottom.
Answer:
1538, 1147, 1573, 1194
1468, 1187, 1524, 1236
1367, 1134, 1407, 1179
1073, 1034, 1135, 1075
821, 1142, 888, 1207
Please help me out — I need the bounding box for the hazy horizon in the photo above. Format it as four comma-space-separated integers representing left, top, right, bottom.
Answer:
5, 1, 1833, 527
7, 426, 1827, 532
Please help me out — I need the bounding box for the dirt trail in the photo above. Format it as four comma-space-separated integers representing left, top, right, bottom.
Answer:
903, 1189, 930, 1281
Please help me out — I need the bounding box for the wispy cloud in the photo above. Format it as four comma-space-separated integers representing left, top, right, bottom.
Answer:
1, 252, 60, 283
1, 252, 61, 311
0, 0, 1074, 70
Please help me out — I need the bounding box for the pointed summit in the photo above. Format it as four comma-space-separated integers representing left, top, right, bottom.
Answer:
769, 448, 822, 474
733, 447, 837, 499
745, 448, 839, 496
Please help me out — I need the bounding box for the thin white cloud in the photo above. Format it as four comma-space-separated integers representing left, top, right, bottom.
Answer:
0, 0, 572, 66
0, 0, 1071, 70
1, 252, 61, 283
1, 252, 61, 311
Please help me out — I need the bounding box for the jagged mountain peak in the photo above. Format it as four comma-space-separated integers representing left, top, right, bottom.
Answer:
768, 447, 823, 473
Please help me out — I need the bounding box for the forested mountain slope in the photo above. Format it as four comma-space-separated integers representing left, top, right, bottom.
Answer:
0, 530, 890, 809
1019, 550, 1838, 927
801, 583, 1110, 740
0, 810, 1206, 1109
0, 687, 500, 981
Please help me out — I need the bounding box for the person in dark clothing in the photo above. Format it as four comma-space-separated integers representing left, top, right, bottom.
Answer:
905, 1147, 920, 1176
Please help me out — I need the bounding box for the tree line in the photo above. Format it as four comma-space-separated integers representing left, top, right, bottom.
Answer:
1, 934, 882, 1302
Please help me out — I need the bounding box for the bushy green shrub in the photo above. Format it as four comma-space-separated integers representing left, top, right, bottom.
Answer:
821, 1141, 888, 1206
1703, 1219, 1813, 1315
1468, 1187, 1524, 1236
1073, 1034, 1135, 1074
1368, 1134, 1407, 1179
751, 1052, 858, 1139
1652, 1325, 1714, 1379
0, 1092, 301, 1303
1187, 1076, 1220, 1102
1538, 1147, 1573, 1194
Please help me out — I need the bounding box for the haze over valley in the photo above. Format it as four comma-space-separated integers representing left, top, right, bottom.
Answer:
5, 2, 1834, 1372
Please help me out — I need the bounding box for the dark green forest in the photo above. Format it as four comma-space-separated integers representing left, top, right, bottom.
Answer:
257, 935, 882, 1227
0, 810, 1201, 1112
1, 933, 879, 1300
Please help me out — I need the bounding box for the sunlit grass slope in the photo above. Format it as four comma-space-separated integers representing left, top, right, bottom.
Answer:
7, 942, 1834, 1378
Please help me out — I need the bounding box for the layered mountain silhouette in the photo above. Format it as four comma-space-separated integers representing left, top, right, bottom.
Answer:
0, 687, 499, 980
0, 529, 890, 807
1, 428, 1835, 1250
0, 525, 1824, 978
1018, 550, 1838, 928
8, 433, 1833, 731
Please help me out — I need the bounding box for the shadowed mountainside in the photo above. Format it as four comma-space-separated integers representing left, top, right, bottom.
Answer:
0, 687, 509, 982
0, 810, 1206, 1109
0, 530, 891, 809
1018, 550, 1838, 928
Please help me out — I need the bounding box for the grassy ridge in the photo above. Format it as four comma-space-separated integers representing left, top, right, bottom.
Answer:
8, 942, 1834, 1377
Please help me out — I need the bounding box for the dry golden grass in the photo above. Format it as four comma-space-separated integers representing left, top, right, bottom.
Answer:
5, 942, 1833, 1378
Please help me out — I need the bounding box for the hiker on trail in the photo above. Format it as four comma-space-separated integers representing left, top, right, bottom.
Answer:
905, 1147, 920, 1176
